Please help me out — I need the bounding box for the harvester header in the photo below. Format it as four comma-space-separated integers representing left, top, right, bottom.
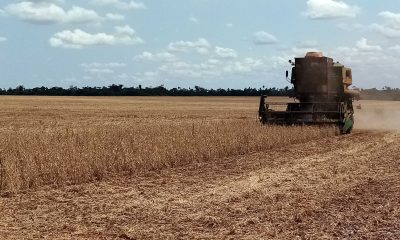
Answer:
259, 52, 359, 134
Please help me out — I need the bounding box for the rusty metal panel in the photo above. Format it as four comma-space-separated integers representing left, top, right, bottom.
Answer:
294, 56, 346, 101
295, 57, 329, 95
328, 66, 344, 96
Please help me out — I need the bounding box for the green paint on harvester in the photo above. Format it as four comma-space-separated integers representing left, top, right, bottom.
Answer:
343, 118, 353, 134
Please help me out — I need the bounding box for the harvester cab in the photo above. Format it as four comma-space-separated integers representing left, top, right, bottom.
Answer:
259, 52, 359, 134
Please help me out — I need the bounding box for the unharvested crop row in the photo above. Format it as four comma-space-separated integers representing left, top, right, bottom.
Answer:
0, 120, 335, 192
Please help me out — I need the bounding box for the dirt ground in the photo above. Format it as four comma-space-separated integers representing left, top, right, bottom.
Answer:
1, 130, 399, 239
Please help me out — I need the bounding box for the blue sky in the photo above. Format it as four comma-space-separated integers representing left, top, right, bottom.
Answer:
0, 0, 400, 89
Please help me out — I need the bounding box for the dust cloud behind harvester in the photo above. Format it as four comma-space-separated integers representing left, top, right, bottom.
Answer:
355, 100, 400, 131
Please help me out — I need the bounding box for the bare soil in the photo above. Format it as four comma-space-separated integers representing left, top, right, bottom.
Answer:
1, 130, 399, 239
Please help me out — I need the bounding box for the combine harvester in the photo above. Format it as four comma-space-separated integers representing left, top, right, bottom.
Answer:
259, 52, 359, 134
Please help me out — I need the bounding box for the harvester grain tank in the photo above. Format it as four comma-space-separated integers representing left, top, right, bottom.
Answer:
258, 52, 359, 134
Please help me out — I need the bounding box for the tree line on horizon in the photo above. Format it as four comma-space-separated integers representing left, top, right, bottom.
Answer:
0, 84, 399, 100
0, 84, 293, 97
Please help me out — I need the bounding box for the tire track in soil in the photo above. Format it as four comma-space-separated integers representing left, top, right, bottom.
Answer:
1, 131, 400, 239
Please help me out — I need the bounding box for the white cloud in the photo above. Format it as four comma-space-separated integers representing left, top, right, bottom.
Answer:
134, 51, 153, 61
157, 56, 270, 81
337, 23, 367, 32
355, 38, 382, 51
190, 17, 199, 24
0, 37, 6, 42
297, 40, 319, 48
159, 61, 209, 79
50, 25, 143, 49
134, 51, 176, 62
291, 47, 321, 57
81, 62, 127, 68
305, 0, 360, 19
106, 13, 125, 21
328, 39, 389, 67
87, 68, 115, 74
215, 47, 238, 59
371, 24, 400, 38
81, 62, 127, 75
371, 11, 400, 38
207, 59, 222, 65
168, 38, 211, 54
280, 41, 320, 57
115, 25, 135, 35
326, 39, 399, 87
389, 45, 400, 53
62, 6, 102, 24
5, 2, 102, 24
31, 0, 65, 3
149, 52, 176, 62
131, 38, 284, 84
143, 71, 158, 79
223, 58, 264, 74
155, 46, 271, 80
91, 0, 146, 10
253, 31, 278, 45
379, 11, 400, 28
226, 23, 234, 28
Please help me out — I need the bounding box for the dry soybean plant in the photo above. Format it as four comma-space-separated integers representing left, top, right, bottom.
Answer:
0, 96, 337, 193
0, 120, 335, 193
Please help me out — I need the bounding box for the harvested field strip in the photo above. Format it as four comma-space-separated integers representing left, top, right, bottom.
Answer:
0, 120, 335, 192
